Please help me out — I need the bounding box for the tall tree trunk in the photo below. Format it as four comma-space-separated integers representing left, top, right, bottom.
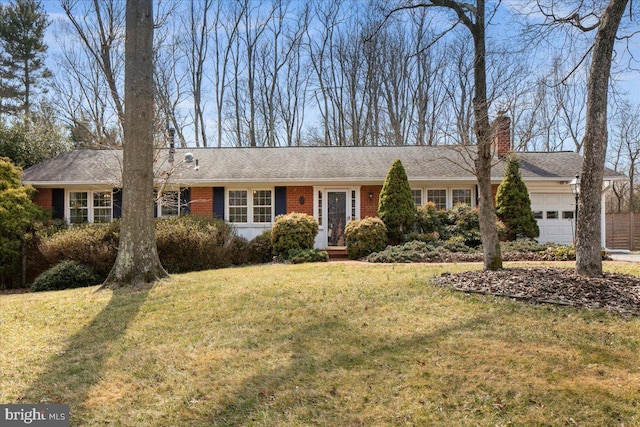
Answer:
104, 0, 167, 289
471, 0, 502, 270
576, 0, 628, 277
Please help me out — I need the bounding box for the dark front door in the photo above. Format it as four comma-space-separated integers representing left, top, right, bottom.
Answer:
327, 191, 347, 247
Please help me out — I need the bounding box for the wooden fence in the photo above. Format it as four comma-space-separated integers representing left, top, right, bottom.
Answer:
605, 213, 640, 250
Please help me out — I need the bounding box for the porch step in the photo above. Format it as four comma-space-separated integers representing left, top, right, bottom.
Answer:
327, 248, 349, 260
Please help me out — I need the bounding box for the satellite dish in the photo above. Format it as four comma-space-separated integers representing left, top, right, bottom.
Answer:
185, 152, 194, 163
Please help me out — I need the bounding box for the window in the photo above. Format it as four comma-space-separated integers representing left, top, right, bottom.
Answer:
533, 211, 543, 219
411, 189, 422, 208
93, 191, 113, 223
229, 190, 248, 223
160, 191, 180, 217
253, 190, 272, 223
69, 190, 113, 224
452, 189, 472, 206
351, 190, 357, 219
69, 192, 88, 224
562, 211, 574, 219
427, 189, 447, 210
318, 191, 323, 226
546, 211, 558, 219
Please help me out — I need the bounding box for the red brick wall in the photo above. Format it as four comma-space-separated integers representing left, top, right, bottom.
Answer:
286, 186, 314, 216
32, 188, 52, 211
360, 185, 382, 218
492, 113, 511, 156
190, 187, 213, 216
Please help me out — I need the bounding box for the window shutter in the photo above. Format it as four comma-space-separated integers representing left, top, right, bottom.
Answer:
213, 187, 225, 219
113, 188, 123, 218
275, 186, 286, 216
52, 188, 64, 219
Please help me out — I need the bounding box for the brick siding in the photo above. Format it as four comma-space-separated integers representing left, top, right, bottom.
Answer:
32, 188, 52, 211
360, 185, 382, 218
189, 187, 213, 216
286, 186, 314, 216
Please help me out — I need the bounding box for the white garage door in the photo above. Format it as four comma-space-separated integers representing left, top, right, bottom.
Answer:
529, 193, 576, 245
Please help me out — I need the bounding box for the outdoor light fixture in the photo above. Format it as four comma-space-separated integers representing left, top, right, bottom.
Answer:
569, 174, 580, 221
299, 196, 305, 205
368, 191, 374, 201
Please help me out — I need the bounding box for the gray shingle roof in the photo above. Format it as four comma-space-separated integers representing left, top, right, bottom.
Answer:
21, 146, 624, 186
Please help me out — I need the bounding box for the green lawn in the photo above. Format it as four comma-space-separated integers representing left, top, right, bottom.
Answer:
2, 262, 640, 426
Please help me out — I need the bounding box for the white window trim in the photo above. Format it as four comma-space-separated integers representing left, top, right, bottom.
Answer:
65, 189, 113, 224
156, 189, 181, 218
420, 186, 476, 210
226, 187, 275, 226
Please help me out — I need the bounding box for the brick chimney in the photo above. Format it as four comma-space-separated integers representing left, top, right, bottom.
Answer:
492, 112, 511, 156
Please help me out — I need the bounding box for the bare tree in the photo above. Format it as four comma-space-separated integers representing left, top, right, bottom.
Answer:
384, 0, 503, 270
62, 0, 126, 133
104, 0, 167, 288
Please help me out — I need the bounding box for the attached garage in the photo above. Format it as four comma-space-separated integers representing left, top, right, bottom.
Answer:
530, 193, 576, 245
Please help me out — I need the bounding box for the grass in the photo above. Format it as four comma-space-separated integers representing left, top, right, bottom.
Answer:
1, 261, 640, 426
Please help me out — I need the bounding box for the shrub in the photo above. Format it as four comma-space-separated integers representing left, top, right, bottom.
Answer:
286, 248, 329, 264
500, 239, 548, 253
247, 231, 274, 264
415, 202, 447, 236
378, 159, 415, 244
31, 260, 102, 292
404, 231, 440, 245
496, 156, 540, 240
40, 216, 238, 275
344, 217, 388, 259
229, 236, 250, 265
271, 213, 319, 257
367, 240, 436, 263
39, 221, 119, 277
442, 235, 474, 253
0, 157, 48, 288
156, 216, 235, 272
540, 245, 576, 261
445, 204, 482, 247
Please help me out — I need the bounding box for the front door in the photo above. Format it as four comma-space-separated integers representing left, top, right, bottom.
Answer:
327, 191, 348, 247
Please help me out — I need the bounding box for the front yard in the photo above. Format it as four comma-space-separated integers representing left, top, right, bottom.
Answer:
1, 262, 639, 426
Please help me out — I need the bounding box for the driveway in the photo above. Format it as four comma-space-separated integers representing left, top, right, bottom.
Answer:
608, 250, 640, 263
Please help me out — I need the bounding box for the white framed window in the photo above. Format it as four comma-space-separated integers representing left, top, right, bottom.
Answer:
68, 190, 113, 224
69, 191, 89, 224
252, 190, 272, 223
229, 190, 248, 223
427, 189, 447, 210
452, 189, 472, 206
228, 189, 273, 224
411, 189, 423, 208
93, 191, 113, 223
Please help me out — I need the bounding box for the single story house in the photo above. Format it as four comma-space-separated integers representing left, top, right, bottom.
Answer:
22, 125, 623, 249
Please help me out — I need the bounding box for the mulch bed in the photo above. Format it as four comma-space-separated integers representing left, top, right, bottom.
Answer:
437, 267, 640, 317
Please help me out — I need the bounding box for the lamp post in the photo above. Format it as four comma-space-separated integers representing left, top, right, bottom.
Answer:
569, 175, 580, 240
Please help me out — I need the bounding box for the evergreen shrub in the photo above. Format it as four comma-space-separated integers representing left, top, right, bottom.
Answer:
247, 231, 274, 264
286, 248, 329, 264
271, 213, 318, 257
378, 159, 415, 244
496, 156, 540, 240
344, 217, 388, 259
31, 260, 102, 292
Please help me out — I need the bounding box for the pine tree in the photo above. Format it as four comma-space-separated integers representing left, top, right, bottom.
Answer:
496, 156, 539, 240
0, 0, 50, 116
378, 159, 415, 244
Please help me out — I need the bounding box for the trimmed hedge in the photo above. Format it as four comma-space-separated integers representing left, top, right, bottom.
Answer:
344, 217, 388, 259
31, 260, 102, 292
271, 213, 319, 258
